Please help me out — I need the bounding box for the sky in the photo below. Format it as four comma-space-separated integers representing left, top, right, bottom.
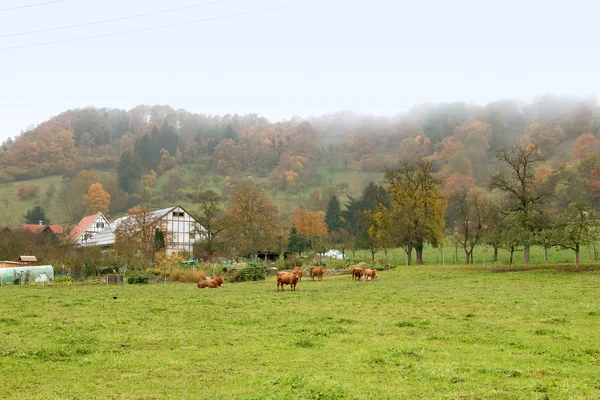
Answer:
0, 0, 599, 141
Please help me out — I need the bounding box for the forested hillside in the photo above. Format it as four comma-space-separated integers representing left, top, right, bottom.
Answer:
1, 95, 599, 227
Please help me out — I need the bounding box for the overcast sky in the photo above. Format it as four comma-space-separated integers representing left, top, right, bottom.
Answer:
0, 0, 598, 142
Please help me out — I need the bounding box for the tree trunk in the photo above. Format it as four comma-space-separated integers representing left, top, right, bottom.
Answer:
493, 247, 498, 262
544, 246, 548, 263
575, 244, 580, 268
371, 249, 376, 263
523, 245, 530, 265
384, 249, 388, 265
406, 244, 413, 265
464, 250, 470, 265
415, 243, 424, 265
508, 247, 514, 269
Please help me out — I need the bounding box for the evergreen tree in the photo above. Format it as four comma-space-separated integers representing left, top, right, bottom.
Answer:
117, 152, 142, 194
154, 228, 165, 252
325, 195, 343, 232
158, 122, 180, 155
287, 226, 309, 256
222, 124, 238, 141
24, 206, 50, 224
134, 132, 158, 171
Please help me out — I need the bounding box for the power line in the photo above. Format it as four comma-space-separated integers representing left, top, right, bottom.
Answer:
0, 0, 66, 12
0, 0, 325, 51
0, 0, 234, 38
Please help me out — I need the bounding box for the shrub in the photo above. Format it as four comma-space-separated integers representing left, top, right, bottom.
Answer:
169, 268, 205, 283
229, 262, 269, 282
127, 274, 149, 284
54, 276, 73, 284
17, 185, 30, 200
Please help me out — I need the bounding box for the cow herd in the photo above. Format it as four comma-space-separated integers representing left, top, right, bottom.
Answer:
197, 265, 378, 291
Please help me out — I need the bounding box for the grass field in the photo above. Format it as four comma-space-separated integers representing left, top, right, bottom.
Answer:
2, 265, 600, 399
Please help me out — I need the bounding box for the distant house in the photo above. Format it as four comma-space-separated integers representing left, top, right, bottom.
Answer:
21, 223, 63, 245
86, 206, 207, 255
70, 212, 110, 246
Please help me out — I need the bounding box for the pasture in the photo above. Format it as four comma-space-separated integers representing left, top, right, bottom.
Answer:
1, 265, 600, 399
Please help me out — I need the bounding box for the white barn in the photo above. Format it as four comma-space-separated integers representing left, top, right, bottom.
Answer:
86, 206, 207, 255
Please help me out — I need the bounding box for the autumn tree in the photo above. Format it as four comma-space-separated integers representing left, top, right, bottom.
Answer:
224, 185, 281, 258
450, 187, 494, 264
490, 144, 550, 264
114, 206, 161, 268
82, 183, 111, 215
489, 213, 528, 269
385, 158, 447, 264
572, 133, 600, 161
328, 228, 352, 260
369, 203, 396, 264
17, 185, 30, 200
192, 190, 225, 257
293, 209, 328, 248
553, 203, 597, 268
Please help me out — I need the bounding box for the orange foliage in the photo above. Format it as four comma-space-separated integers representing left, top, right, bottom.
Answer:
82, 182, 111, 215
572, 133, 599, 161
293, 209, 328, 239
444, 174, 475, 198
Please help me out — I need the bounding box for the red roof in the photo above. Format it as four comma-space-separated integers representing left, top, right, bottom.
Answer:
70, 213, 102, 241
22, 224, 63, 234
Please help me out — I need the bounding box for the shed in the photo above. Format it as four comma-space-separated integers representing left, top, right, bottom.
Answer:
19, 256, 38, 266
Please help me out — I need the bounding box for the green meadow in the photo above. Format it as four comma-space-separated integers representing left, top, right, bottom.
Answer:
2, 265, 600, 399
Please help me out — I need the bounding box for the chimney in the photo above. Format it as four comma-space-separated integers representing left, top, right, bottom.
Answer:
39, 221, 43, 226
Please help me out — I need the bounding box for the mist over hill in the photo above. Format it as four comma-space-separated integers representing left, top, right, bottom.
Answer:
1, 94, 599, 225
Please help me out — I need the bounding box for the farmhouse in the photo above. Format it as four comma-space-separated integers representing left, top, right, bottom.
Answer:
70, 212, 110, 246
86, 205, 207, 255
21, 223, 63, 245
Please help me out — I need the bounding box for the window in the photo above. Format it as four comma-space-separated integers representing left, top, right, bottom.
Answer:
172, 211, 184, 218
96, 222, 105, 229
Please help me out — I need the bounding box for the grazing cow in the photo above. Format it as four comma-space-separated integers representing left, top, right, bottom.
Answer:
197, 276, 224, 289
351, 267, 364, 281
293, 267, 303, 282
363, 269, 377, 280
277, 271, 298, 291
309, 266, 325, 281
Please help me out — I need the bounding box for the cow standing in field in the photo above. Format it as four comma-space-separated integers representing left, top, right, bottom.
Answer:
277, 271, 299, 291
293, 267, 303, 282
309, 266, 325, 281
351, 267, 364, 281
363, 269, 377, 281
197, 276, 225, 288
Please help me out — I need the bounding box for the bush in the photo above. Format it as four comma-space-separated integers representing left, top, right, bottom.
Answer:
169, 268, 205, 283
54, 276, 73, 284
127, 274, 149, 284
229, 262, 269, 282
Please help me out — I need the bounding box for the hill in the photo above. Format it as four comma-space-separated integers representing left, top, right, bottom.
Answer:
1, 95, 599, 227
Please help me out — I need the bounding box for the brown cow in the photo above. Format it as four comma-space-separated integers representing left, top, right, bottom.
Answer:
197, 276, 224, 289
363, 269, 377, 280
293, 267, 303, 282
277, 271, 298, 291
351, 267, 364, 281
309, 266, 325, 281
